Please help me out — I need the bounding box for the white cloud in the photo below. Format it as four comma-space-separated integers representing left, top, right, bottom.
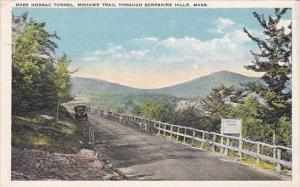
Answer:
161, 36, 202, 50
129, 50, 149, 58
132, 37, 159, 43
92, 46, 122, 56
226, 29, 251, 42
75, 21, 259, 88
209, 17, 235, 34
277, 19, 292, 34
207, 17, 260, 43
218, 17, 234, 30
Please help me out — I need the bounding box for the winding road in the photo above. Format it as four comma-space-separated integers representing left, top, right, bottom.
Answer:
79, 113, 280, 180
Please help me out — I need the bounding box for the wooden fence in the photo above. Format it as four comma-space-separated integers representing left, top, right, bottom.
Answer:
89, 106, 292, 173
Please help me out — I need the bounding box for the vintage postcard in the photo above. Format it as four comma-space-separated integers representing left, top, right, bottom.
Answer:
0, 0, 299, 187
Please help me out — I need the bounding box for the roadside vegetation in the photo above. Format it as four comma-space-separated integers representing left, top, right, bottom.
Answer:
12, 12, 81, 153
12, 12, 73, 116
11, 12, 115, 180
12, 106, 85, 153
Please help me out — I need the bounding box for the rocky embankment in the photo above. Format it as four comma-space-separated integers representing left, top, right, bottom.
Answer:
12, 148, 127, 180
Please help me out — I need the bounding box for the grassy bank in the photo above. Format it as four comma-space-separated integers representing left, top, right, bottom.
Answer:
12, 106, 86, 153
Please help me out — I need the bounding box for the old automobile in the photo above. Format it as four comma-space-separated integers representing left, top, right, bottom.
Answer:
74, 105, 88, 121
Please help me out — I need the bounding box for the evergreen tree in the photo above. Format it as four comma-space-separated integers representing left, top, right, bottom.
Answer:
198, 84, 236, 131
243, 8, 292, 145
198, 84, 234, 120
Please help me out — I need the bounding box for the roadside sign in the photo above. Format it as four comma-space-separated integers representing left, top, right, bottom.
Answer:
221, 119, 242, 135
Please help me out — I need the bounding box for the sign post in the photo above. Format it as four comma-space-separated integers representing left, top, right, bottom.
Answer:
221, 119, 242, 159
221, 119, 242, 135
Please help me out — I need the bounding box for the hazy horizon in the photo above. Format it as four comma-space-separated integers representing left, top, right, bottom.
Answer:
71, 70, 263, 90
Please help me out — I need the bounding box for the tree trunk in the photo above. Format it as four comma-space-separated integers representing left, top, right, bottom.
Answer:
272, 128, 276, 145
272, 127, 277, 160
56, 102, 60, 121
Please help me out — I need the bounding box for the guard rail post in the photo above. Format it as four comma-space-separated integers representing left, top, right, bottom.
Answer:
212, 134, 216, 152
276, 148, 282, 173
256, 143, 261, 166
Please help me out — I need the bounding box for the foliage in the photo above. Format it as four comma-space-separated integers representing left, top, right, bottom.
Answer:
90, 93, 178, 115
173, 106, 201, 127
232, 97, 272, 142
197, 84, 236, 131
12, 12, 72, 114
198, 84, 235, 119
277, 116, 292, 146
140, 100, 175, 122
243, 8, 292, 145
173, 105, 219, 132
53, 53, 73, 103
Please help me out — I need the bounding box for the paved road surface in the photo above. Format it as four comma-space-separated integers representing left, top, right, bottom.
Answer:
81, 113, 280, 180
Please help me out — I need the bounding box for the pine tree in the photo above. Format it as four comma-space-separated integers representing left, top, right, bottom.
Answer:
243, 8, 292, 145
198, 84, 235, 126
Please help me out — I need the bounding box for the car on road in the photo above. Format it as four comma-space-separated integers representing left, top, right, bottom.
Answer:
74, 105, 88, 121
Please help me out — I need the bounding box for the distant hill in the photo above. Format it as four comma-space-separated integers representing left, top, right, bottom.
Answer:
71, 77, 142, 96
152, 71, 261, 98
71, 70, 261, 98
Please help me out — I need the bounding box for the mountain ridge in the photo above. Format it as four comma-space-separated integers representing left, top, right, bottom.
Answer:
71, 70, 261, 98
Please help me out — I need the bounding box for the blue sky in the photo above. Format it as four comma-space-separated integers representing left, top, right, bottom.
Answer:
13, 8, 292, 88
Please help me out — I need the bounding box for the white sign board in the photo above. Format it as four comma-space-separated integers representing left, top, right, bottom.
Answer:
221, 119, 242, 135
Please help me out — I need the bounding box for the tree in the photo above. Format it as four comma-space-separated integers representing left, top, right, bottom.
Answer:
53, 53, 73, 119
12, 12, 73, 116
12, 12, 60, 113
172, 105, 217, 131
232, 97, 272, 142
140, 100, 175, 122
197, 84, 239, 132
128, 102, 142, 115
198, 84, 235, 121
243, 8, 292, 145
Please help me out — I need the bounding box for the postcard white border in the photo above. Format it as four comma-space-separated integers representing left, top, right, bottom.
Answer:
1, 1, 299, 187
